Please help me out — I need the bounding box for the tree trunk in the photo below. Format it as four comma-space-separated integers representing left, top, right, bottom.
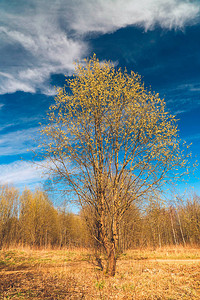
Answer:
106, 243, 117, 276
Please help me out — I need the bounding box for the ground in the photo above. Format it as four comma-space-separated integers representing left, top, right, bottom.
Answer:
0, 247, 200, 299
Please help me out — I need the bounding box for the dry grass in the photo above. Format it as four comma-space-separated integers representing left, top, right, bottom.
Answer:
122, 245, 200, 260
0, 246, 200, 299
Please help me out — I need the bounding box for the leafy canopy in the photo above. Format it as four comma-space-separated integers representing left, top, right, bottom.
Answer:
40, 55, 189, 206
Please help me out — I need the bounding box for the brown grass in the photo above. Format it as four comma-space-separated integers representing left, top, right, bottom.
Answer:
0, 246, 200, 299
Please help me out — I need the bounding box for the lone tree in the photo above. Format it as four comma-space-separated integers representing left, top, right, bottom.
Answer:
40, 55, 189, 276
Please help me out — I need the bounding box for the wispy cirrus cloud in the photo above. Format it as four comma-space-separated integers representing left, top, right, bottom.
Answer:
0, 0, 199, 95
158, 80, 200, 114
0, 127, 39, 156
178, 83, 200, 92
0, 160, 46, 188
187, 133, 200, 141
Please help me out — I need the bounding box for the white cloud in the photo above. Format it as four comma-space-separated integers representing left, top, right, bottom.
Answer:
0, 127, 40, 156
0, 78, 35, 95
0, 160, 46, 188
70, 0, 200, 34
0, 3, 87, 95
0, 0, 199, 95
186, 133, 200, 141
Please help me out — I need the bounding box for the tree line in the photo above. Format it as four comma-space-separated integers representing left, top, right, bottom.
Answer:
0, 185, 87, 249
0, 184, 200, 250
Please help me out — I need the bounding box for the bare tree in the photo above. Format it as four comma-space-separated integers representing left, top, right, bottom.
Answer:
19, 189, 59, 247
0, 185, 19, 248
39, 55, 190, 275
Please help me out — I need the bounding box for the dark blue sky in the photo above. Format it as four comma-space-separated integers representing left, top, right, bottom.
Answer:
0, 0, 200, 198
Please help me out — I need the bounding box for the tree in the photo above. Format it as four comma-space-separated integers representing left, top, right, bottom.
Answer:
0, 185, 19, 248
19, 188, 59, 247
39, 55, 189, 275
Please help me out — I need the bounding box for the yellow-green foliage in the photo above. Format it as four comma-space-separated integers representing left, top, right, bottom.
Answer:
41, 55, 188, 198
39, 55, 190, 275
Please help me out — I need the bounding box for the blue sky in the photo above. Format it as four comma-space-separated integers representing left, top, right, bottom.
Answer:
0, 0, 200, 200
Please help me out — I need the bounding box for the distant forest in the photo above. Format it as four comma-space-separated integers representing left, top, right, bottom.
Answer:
0, 184, 200, 250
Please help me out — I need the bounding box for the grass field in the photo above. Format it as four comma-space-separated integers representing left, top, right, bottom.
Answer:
0, 246, 200, 299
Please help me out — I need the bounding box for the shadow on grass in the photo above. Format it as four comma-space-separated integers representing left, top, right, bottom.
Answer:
0, 271, 86, 299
